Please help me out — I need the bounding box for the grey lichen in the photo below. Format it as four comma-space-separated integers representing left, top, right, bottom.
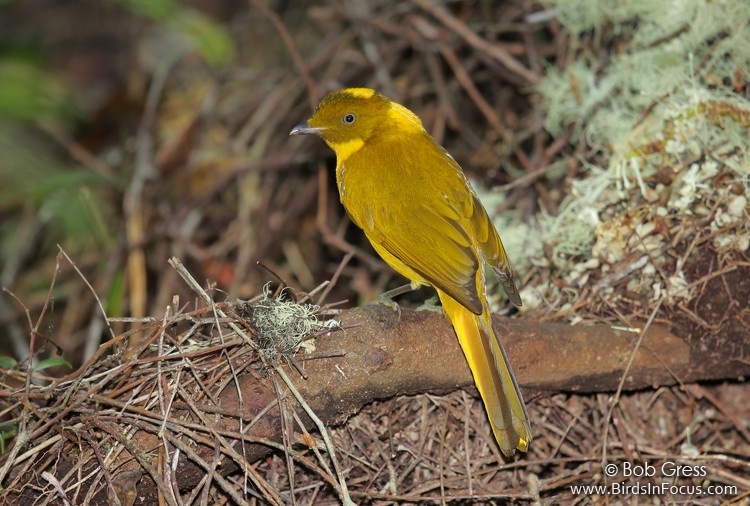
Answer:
242, 285, 335, 360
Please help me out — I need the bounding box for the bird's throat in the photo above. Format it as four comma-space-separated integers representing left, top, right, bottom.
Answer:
329, 137, 365, 164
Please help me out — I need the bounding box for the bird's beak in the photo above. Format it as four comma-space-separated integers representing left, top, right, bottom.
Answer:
289, 121, 321, 136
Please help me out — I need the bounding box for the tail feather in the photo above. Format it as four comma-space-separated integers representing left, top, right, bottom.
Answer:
439, 290, 531, 456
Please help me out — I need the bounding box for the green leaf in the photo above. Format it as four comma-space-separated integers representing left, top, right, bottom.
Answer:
106, 268, 126, 317
169, 9, 236, 68
0, 58, 77, 122
0, 356, 17, 370
33, 356, 73, 371
114, 0, 235, 68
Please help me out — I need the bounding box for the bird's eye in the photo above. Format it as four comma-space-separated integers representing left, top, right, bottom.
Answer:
343, 113, 357, 124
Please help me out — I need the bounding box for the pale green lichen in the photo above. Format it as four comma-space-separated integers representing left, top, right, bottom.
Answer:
244, 284, 336, 360
481, 0, 750, 314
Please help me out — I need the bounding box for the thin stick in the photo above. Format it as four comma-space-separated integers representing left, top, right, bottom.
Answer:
274, 365, 354, 505
600, 297, 664, 472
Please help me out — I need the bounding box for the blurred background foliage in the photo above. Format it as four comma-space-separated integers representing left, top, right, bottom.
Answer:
0, 0, 239, 362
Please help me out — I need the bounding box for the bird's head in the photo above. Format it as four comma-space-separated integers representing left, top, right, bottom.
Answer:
290, 88, 423, 159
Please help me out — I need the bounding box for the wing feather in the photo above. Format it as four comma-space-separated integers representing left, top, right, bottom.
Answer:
470, 196, 523, 307
373, 202, 482, 313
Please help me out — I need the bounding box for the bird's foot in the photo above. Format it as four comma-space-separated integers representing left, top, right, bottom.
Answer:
415, 295, 442, 313
373, 282, 421, 317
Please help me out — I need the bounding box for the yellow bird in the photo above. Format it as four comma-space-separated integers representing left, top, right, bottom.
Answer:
291, 88, 531, 456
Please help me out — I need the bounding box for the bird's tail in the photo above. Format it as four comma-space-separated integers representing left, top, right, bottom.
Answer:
438, 291, 531, 456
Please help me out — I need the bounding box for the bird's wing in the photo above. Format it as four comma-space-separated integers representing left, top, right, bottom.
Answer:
362, 183, 485, 315
347, 134, 521, 311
